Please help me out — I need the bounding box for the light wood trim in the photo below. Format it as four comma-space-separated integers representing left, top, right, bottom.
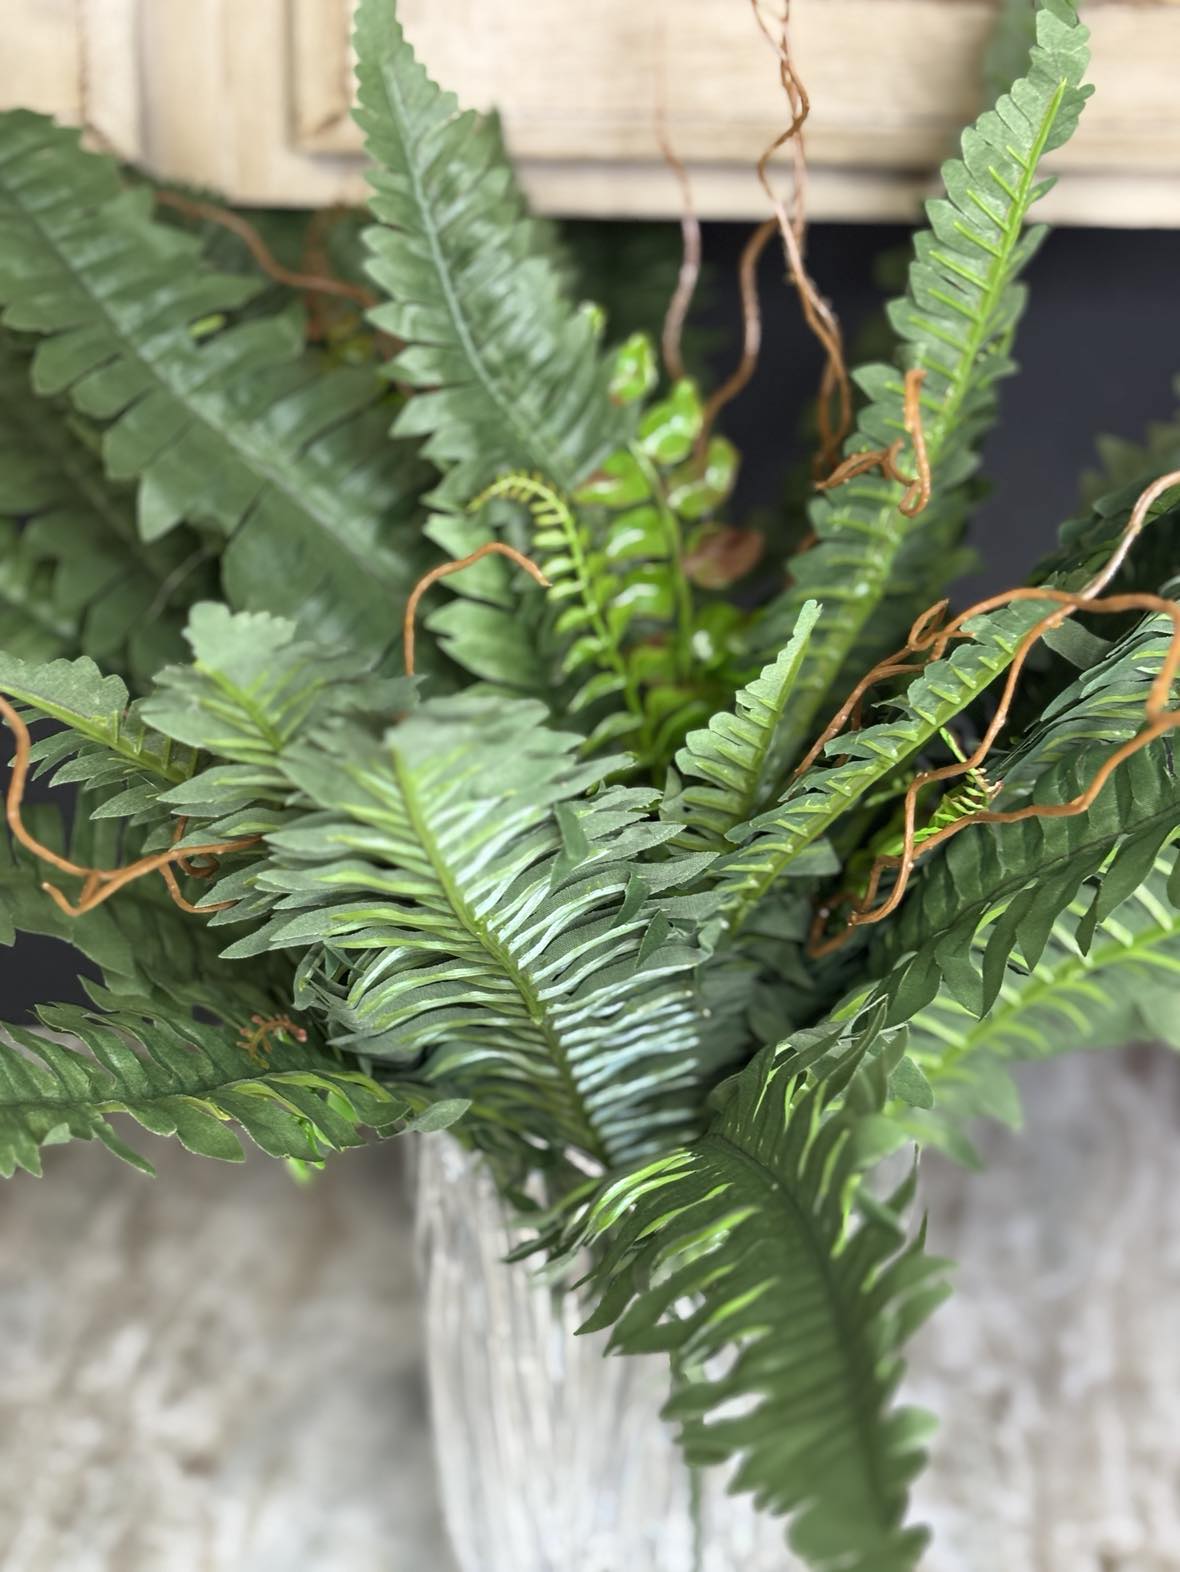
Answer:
6, 0, 1180, 225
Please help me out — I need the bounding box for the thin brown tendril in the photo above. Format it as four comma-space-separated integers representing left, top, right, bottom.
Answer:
899, 368, 932, 517
403, 543, 551, 677
804, 467, 1180, 954
154, 190, 378, 313
698, 219, 777, 449
656, 121, 702, 386
815, 438, 908, 495
814, 368, 930, 513
0, 694, 260, 918
749, 0, 852, 476
239, 1012, 308, 1064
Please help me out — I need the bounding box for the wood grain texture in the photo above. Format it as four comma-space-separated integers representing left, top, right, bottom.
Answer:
5, 0, 1180, 222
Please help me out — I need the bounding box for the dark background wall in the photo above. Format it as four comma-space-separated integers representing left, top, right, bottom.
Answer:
3, 219, 1179, 1020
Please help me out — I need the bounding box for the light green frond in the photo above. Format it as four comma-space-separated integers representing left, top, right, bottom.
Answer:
466, 470, 649, 751
0, 111, 432, 658
141, 601, 413, 839
579, 1033, 948, 1572
217, 693, 718, 1167
757, 0, 1091, 775
0, 998, 418, 1178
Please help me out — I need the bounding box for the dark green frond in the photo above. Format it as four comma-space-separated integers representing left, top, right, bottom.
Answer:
0, 337, 219, 681
0, 111, 433, 658
871, 740, 1180, 1022
708, 476, 1176, 944
0, 998, 417, 1178
895, 851, 1180, 1162
580, 1034, 948, 1572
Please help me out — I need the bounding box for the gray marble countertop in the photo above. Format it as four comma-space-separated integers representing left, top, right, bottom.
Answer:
0, 1137, 457, 1572
3, 1048, 1180, 1571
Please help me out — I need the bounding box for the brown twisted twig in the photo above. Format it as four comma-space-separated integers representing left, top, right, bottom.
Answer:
0, 694, 261, 917
815, 368, 931, 516
403, 543, 551, 677
750, 0, 852, 476
155, 190, 378, 313
805, 467, 1180, 954
656, 119, 703, 387
698, 219, 778, 450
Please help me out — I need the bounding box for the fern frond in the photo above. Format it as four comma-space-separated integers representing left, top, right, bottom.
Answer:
708, 475, 1177, 942
668, 600, 822, 847
870, 738, 1180, 1023
0, 336, 217, 684
998, 611, 1176, 794
894, 851, 1180, 1162
218, 694, 719, 1168
0, 997, 418, 1178
579, 1032, 948, 1572
469, 471, 648, 751
141, 601, 412, 844
0, 111, 432, 659
353, 0, 626, 509
0, 650, 197, 835
758, 0, 1091, 775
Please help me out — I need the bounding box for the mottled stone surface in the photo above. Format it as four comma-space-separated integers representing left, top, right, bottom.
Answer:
0, 1136, 456, 1572
2, 1049, 1179, 1571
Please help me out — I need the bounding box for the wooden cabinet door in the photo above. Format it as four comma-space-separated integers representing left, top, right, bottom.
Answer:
8, 0, 1180, 223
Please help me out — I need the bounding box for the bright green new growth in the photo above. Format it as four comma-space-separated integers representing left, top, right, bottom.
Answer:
1, 2, 1176, 1568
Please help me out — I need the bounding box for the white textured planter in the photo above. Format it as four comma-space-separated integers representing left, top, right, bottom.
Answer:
413, 1134, 785, 1572
414, 1048, 1180, 1572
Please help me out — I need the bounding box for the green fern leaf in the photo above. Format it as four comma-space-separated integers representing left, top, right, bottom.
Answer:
353, 0, 626, 509
141, 602, 413, 839
708, 476, 1178, 944
0, 651, 195, 842
0, 997, 416, 1178
219, 694, 718, 1167
668, 600, 822, 846
0, 111, 432, 658
579, 1033, 948, 1572
893, 851, 1180, 1162
758, 0, 1091, 775
870, 739, 1180, 1023
0, 335, 217, 683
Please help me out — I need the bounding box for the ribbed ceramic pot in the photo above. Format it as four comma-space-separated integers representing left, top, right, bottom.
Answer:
412, 1135, 788, 1572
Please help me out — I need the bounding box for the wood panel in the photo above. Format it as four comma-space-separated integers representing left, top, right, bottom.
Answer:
5, 0, 1180, 223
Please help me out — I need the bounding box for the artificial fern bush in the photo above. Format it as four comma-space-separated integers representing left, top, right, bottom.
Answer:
0, 0, 1177, 1565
